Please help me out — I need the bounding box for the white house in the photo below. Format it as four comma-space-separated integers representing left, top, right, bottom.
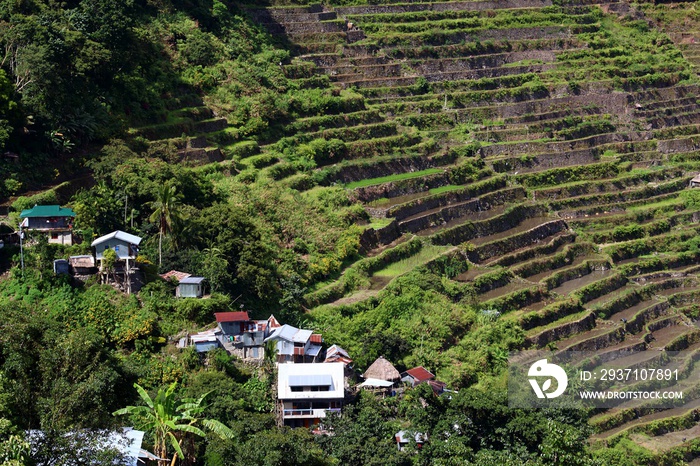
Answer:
264, 324, 323, 363
277, 363, 345, 429
395, 430, 427, 451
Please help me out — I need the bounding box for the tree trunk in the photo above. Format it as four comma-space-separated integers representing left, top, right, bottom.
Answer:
158, 229, 163, 266
169, 438, 184, 466
157, 440, 168, 466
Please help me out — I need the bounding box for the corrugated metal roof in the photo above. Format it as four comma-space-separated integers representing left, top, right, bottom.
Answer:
326, 344, 350, 359
20, 205, 76, 218
91, 230, 142, 247
160, 270, 191, 282
289, 374, 332, 387
277, 325, 297, 341
190, 334, 218, 343
293, 329, 313, 343
179, 276, 205, 284
69, 255, 95, 267
306, 344, 322, 357
404, 366, 435, 382
265, 324, 313, 343
215, 311, 249, 323
309, 334, 323, 344
277, 363, 345, 400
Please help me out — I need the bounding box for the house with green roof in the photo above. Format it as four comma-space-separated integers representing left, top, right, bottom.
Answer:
19, 205, 76, 245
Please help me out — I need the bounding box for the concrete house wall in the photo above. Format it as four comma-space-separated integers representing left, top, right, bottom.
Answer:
94, 238, 137, 260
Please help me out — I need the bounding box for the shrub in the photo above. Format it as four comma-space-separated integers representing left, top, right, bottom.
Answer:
174, 293, 232, 325
11, 190, 60, 213
612, 223, 644, 242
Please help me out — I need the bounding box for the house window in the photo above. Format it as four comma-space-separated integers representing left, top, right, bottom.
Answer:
291, 386, 303, 392
51, 232, 59, 239
310, 385, 330, 392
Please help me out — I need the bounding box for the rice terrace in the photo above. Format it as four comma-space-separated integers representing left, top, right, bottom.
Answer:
4, 0, 700, 463
252, 0, 700, 460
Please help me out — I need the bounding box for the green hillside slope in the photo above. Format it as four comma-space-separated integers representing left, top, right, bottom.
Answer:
2, 0, 700, 464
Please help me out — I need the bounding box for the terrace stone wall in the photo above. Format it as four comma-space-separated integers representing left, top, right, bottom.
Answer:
351, 172, 450, 202
526, 311, 596, 348
392, 185, 521, 222
467, 219, 568, 262
335, 0, 552, 16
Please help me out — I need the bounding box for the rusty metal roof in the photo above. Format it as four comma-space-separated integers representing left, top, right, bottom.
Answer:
215, 311, 250, 323
404, 366, 435, 383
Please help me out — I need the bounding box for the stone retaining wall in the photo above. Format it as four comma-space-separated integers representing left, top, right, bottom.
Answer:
526, 311, 597, 348
467, 219, 568, 263
335, 0, 552, 16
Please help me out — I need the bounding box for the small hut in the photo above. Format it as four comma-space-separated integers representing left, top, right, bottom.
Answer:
53, 259, 70, 275
362, 356, 400, 383
69, 255, 97, 275
177, 276, 206, 298
690, 174, 700, 188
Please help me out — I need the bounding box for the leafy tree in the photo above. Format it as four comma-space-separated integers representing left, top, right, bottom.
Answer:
317, 391, 411, 466
538, 419, 595, 466
113, 382, 233, 466
101, 247, 117, 285
72, 182, 124, 235
0, 413, 29, 465
263, 340, 278, 373
28, 233, 57, 279
0, 69, 22, 151
148, 185, 183, 267
201, 247, 231, 293
278, 274, 307, 326
28, 428, 128, 466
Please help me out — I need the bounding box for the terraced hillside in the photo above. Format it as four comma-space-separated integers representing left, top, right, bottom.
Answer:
235, 0, 700, 459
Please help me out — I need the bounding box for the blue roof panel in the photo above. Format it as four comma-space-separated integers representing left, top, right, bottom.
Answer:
288, 374, 333, 387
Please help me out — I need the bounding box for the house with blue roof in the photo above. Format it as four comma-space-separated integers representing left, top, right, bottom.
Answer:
91, 230, 143, 294
19, 204, 76, 245
264, 324, 323, 363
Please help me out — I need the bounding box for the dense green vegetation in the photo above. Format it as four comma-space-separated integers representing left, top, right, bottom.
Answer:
3, 0, 700, 464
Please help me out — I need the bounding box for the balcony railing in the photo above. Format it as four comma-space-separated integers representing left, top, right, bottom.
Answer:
283, 408, 342, 418
283, 408, 313, 416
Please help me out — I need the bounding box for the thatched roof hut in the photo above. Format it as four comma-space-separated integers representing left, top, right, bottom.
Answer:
362, 356, 400, 382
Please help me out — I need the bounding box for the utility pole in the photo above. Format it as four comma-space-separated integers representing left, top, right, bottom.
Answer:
19, 223, 24, 276
124, 193, 128, 226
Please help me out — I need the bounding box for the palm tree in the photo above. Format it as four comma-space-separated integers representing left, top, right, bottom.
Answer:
201, 246, 230, 293
148, 185, 182, 266
113, 382, 233, 466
